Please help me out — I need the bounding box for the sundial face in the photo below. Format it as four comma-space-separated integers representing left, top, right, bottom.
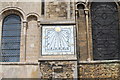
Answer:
42, 25, 75, 55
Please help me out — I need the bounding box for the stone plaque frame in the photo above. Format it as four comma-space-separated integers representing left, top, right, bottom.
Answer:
41, 25, 76, 56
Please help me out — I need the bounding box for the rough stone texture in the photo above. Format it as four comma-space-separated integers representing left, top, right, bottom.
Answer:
79, 62, 120, 79
70, 2, 75, 19
45, 0, 75, 20
40, 61, 76, 79
46, 1, 67, 19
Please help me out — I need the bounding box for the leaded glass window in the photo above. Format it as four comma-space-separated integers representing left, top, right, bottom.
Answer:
91, 2, 120, 60
1, 14, 21, 62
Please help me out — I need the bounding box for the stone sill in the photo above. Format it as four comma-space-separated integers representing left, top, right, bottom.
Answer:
79, 60, 120, 64
0, 62, 39, 65
38, 56, 77, 61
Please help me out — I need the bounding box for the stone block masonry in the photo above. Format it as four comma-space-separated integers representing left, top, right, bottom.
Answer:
79, 61, 120, 80
39, 61, 77, 79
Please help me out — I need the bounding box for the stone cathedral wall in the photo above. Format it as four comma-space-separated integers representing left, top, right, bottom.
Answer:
0, 1, 120, 80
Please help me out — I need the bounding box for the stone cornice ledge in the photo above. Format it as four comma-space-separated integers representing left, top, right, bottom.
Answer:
40, 20, 76, 25
79, 60, 120, 64
0, 62, 39, 65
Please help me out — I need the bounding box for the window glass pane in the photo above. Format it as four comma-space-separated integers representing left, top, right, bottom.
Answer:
3, 24, 21, 30
2, 30, 21, 37
2, 37, 20, 43
4, 15, 21, 24
2, 42, 20, 50
1, 14, 21, 62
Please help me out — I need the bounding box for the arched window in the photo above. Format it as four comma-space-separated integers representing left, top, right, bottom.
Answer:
1, 14, 21, 62
91, 2, 120, 60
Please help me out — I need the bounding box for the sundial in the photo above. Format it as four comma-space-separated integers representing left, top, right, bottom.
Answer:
42, 25, 75, 55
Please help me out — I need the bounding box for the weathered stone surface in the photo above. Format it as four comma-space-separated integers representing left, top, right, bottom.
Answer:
46, 1, 67, 19
45, 0, 75, 20
40, 61, 76, 79
79, 62, 120, 79
1, 63, 39, 78
77, 8, 88, 61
